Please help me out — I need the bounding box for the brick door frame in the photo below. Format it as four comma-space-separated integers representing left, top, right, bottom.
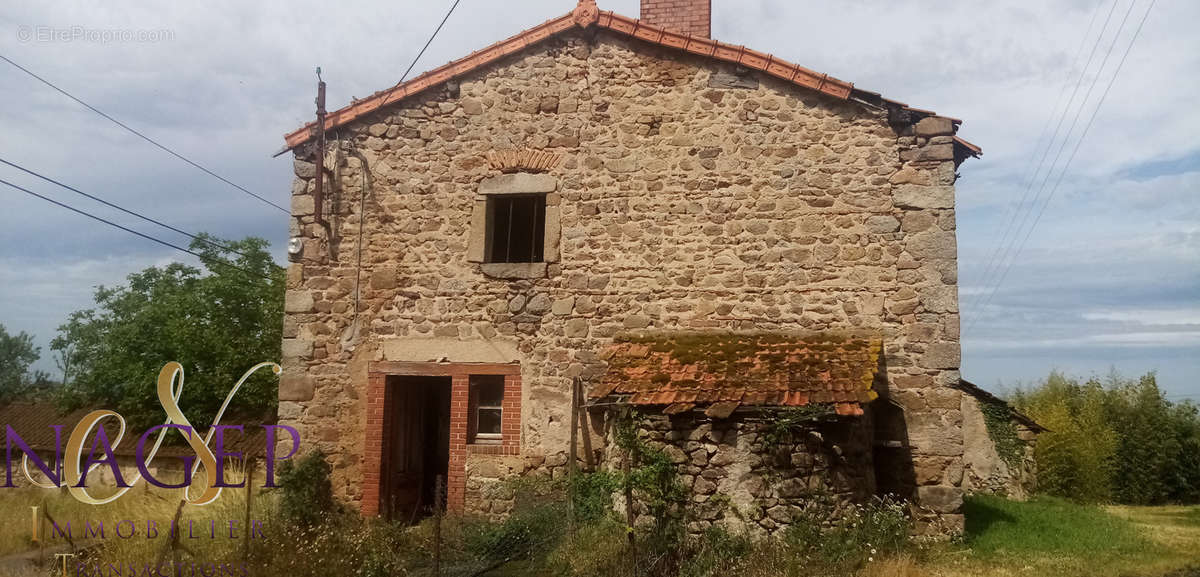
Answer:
363, 361, 522, 516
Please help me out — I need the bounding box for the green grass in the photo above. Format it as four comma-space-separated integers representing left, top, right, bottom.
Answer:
963, 494, 1153, 558
916, 496, 1200, 577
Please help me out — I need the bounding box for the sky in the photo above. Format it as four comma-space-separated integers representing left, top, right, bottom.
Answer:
0, 0, 1195, 400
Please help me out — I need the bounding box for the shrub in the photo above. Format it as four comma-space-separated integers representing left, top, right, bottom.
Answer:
784, 495, 911, 571
678, 526, 754, 577
462, 501, 569, 563
571, 470, 622, 523
544, 519, 633, 576
276, 450, 336, 528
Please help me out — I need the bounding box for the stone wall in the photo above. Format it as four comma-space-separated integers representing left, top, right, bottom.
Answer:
614, 412, 874, 538
280, 29, 965, 526
961, 394, 1038, 499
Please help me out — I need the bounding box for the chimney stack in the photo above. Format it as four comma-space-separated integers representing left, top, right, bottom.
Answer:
640, 0, 711, 38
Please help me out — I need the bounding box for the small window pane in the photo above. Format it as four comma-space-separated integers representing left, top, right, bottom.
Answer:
486, 195, 545, 263
469, 375, 506, 443
477, 408, 502, 435
472, 375, 504, 407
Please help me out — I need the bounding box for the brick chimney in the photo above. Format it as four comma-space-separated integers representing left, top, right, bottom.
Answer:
640, 0, 711, 38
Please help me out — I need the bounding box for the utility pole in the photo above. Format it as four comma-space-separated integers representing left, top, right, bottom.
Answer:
312, 68, 327, 227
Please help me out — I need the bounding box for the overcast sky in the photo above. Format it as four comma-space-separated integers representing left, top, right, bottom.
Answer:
0, 0, 1195, 399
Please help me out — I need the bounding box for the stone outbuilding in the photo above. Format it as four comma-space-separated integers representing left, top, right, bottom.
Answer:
958, 379, 1044, 500
276, 0, 981, 532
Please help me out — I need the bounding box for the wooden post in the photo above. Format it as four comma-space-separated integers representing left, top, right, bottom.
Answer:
242, 456, 254, 563
433, 475, 443, 577
623, 446, 636, 569
577, 380, 595, 472
568, 378, 579, 531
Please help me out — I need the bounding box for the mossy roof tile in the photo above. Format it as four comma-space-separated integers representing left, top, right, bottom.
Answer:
593, 331, 880, 415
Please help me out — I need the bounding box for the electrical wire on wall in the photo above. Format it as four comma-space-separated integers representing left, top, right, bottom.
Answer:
340, 140, 372, 352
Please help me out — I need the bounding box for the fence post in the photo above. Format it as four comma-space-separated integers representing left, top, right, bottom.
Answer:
623, 449, 636, 573
568, 378, 579, 532
434, 474, 443, 577
243, 456, 254, 564
578, 379, 595, 472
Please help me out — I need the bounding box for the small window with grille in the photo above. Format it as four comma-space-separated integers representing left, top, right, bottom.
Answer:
468, 375, 505, 444
485, 195, 545, 263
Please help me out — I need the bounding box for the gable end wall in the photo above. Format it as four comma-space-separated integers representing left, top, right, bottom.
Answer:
279, 30, 964, 530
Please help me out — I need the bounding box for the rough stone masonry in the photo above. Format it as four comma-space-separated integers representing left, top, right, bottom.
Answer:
280, 27, 971, 531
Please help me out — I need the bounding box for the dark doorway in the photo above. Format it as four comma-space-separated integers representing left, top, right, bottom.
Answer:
382, 375, 451, 522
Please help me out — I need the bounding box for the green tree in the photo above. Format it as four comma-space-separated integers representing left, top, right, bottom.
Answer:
1165, 401, 1200, 503
1073, 380, 1117, 502
0, 324, 48, 402
1017, 371, 1116, 503
51, 235, 283, 431
1017, 369, 1200, 505
1107, 372, 1178, 504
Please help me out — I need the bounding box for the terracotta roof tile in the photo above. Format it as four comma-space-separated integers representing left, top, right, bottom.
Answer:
592, 332, 880, 415
283, 0, 978, 157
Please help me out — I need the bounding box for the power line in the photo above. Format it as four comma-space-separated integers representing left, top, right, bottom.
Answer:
0, 177, 276, 282
968, 0, 1108, 294
968, 0, 1137, 328
359, 0, 463, 124
0, 53, 289, 214
969, 0, 1121, 298
0, 156, 268, 264
967, 0, 1155, 332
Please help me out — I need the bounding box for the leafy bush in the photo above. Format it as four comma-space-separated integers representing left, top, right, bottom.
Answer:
571, 470, 621, 523
462, 501, 568, 562
782, 495, 911, 570
276, 450, 336, 528
678, 526, 753, 577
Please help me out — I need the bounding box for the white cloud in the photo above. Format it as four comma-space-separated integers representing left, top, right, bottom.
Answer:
0, 0, 1196, 391
1082, 308, 1200, 326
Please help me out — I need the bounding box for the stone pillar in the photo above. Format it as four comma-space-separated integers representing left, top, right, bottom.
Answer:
887, 114, 965, 532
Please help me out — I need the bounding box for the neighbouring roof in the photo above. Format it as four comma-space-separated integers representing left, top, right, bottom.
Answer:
957, 380, 1047, 433
0, 402, 271, 459
282, 0, 980, 158
591, 332, 881, 417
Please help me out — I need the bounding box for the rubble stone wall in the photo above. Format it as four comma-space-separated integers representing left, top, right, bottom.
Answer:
622, 413, 875, 538
961, 394, 1039, 500
280, 29, 965, 527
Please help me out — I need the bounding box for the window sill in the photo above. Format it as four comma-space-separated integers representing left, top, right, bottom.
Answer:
467, 443, 519, 456
479, 262, 547, 280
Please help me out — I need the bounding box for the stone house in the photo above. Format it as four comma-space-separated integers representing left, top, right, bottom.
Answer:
277, 0, 981, 532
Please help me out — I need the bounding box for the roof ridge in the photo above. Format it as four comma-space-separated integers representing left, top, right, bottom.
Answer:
282, 3, 978, 156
